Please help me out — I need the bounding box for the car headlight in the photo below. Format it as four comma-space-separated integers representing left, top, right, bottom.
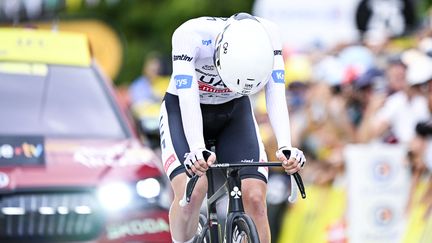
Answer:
97, 182, 133, 211
136, 178, 161, 199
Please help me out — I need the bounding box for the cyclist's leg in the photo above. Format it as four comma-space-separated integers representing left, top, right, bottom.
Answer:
216, 96, 271, 243
241, 178, 269, 241
160, 94, 208, 242
170, 174, 208, 242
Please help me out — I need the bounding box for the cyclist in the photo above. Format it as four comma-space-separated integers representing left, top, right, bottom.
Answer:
159, 12, 306, 243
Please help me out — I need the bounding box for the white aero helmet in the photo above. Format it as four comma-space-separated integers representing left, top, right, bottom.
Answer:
214, 13, 274, 95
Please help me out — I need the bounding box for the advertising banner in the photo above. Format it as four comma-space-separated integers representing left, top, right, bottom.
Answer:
344, 143, 410, 243
253, 0, 361, 50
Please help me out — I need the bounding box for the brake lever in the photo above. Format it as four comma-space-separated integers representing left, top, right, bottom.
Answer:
179, 150, 212, 207
282, 150, 306, 199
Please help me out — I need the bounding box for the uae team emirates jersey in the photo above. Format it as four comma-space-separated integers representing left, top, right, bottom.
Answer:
167, 16, 285, 104
165, 16, 292, 151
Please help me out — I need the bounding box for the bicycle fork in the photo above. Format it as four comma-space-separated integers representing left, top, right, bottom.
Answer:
206, 168, 245, 242
224, 168, 246, 242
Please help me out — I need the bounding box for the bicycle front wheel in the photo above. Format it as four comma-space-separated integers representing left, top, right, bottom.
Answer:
230, 215, 260, 243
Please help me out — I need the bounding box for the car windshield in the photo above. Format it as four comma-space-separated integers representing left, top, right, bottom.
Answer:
0, 63, 128, 139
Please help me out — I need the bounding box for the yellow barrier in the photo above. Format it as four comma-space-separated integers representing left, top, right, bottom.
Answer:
278, 179, 432, 243
402, 180, 432, 243
278, 185, 347, 243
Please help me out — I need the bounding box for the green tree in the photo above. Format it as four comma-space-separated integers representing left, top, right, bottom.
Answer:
63, 0, 254, 85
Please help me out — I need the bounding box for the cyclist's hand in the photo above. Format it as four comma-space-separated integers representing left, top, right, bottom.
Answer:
276, 146, 306, 175
184, 148, 216, 177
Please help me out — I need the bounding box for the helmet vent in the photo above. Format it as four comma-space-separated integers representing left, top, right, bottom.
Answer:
237, 79, 240, 85
247, 78, 255, 81
256, 82, 261, 87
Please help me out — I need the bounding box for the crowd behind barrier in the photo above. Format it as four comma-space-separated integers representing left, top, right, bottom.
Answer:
125, 19, 432, 243
253, 21, 432, 243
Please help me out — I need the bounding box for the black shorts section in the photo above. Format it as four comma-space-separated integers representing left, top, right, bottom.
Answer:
163, 93, 266, 183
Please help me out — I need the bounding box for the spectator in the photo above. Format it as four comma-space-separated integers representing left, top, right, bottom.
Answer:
128, 52, 166, 150
348, 67, 386, 128
356, 51, 432, 144
128, 52, 163, 104
386, 55, 408, 95
297, 79, 353, 185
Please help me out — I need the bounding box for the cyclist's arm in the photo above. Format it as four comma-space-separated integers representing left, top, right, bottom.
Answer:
171, 27, 206, 151
262, 21, 292, 149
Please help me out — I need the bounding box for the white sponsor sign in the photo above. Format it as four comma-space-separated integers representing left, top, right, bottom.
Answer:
344, 143, 410, 243
253, 0, 361, 50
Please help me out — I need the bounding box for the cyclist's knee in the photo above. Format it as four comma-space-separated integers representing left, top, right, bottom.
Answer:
242, 179, 267, 215
182, 183, 207, 208
243, 188, 266, 206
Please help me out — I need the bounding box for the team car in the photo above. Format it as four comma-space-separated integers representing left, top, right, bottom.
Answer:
0, 28, 172, 243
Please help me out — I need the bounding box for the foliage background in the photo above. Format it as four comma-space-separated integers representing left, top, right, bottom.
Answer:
4, 0, 432, 85
63, 0, 255, 85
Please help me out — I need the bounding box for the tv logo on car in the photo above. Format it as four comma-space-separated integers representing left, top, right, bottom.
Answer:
0, 143, 44, 159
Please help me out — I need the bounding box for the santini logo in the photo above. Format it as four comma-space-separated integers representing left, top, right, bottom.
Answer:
173, 54, 193, 62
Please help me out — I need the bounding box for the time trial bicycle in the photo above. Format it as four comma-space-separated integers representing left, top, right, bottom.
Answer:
179, 150, 306, 243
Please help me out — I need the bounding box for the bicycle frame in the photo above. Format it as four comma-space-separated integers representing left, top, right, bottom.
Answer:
196, 162, 289, 243
179, 144, 306, 242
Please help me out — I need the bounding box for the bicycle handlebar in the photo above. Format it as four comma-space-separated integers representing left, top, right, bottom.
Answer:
179, 160, 306, 207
